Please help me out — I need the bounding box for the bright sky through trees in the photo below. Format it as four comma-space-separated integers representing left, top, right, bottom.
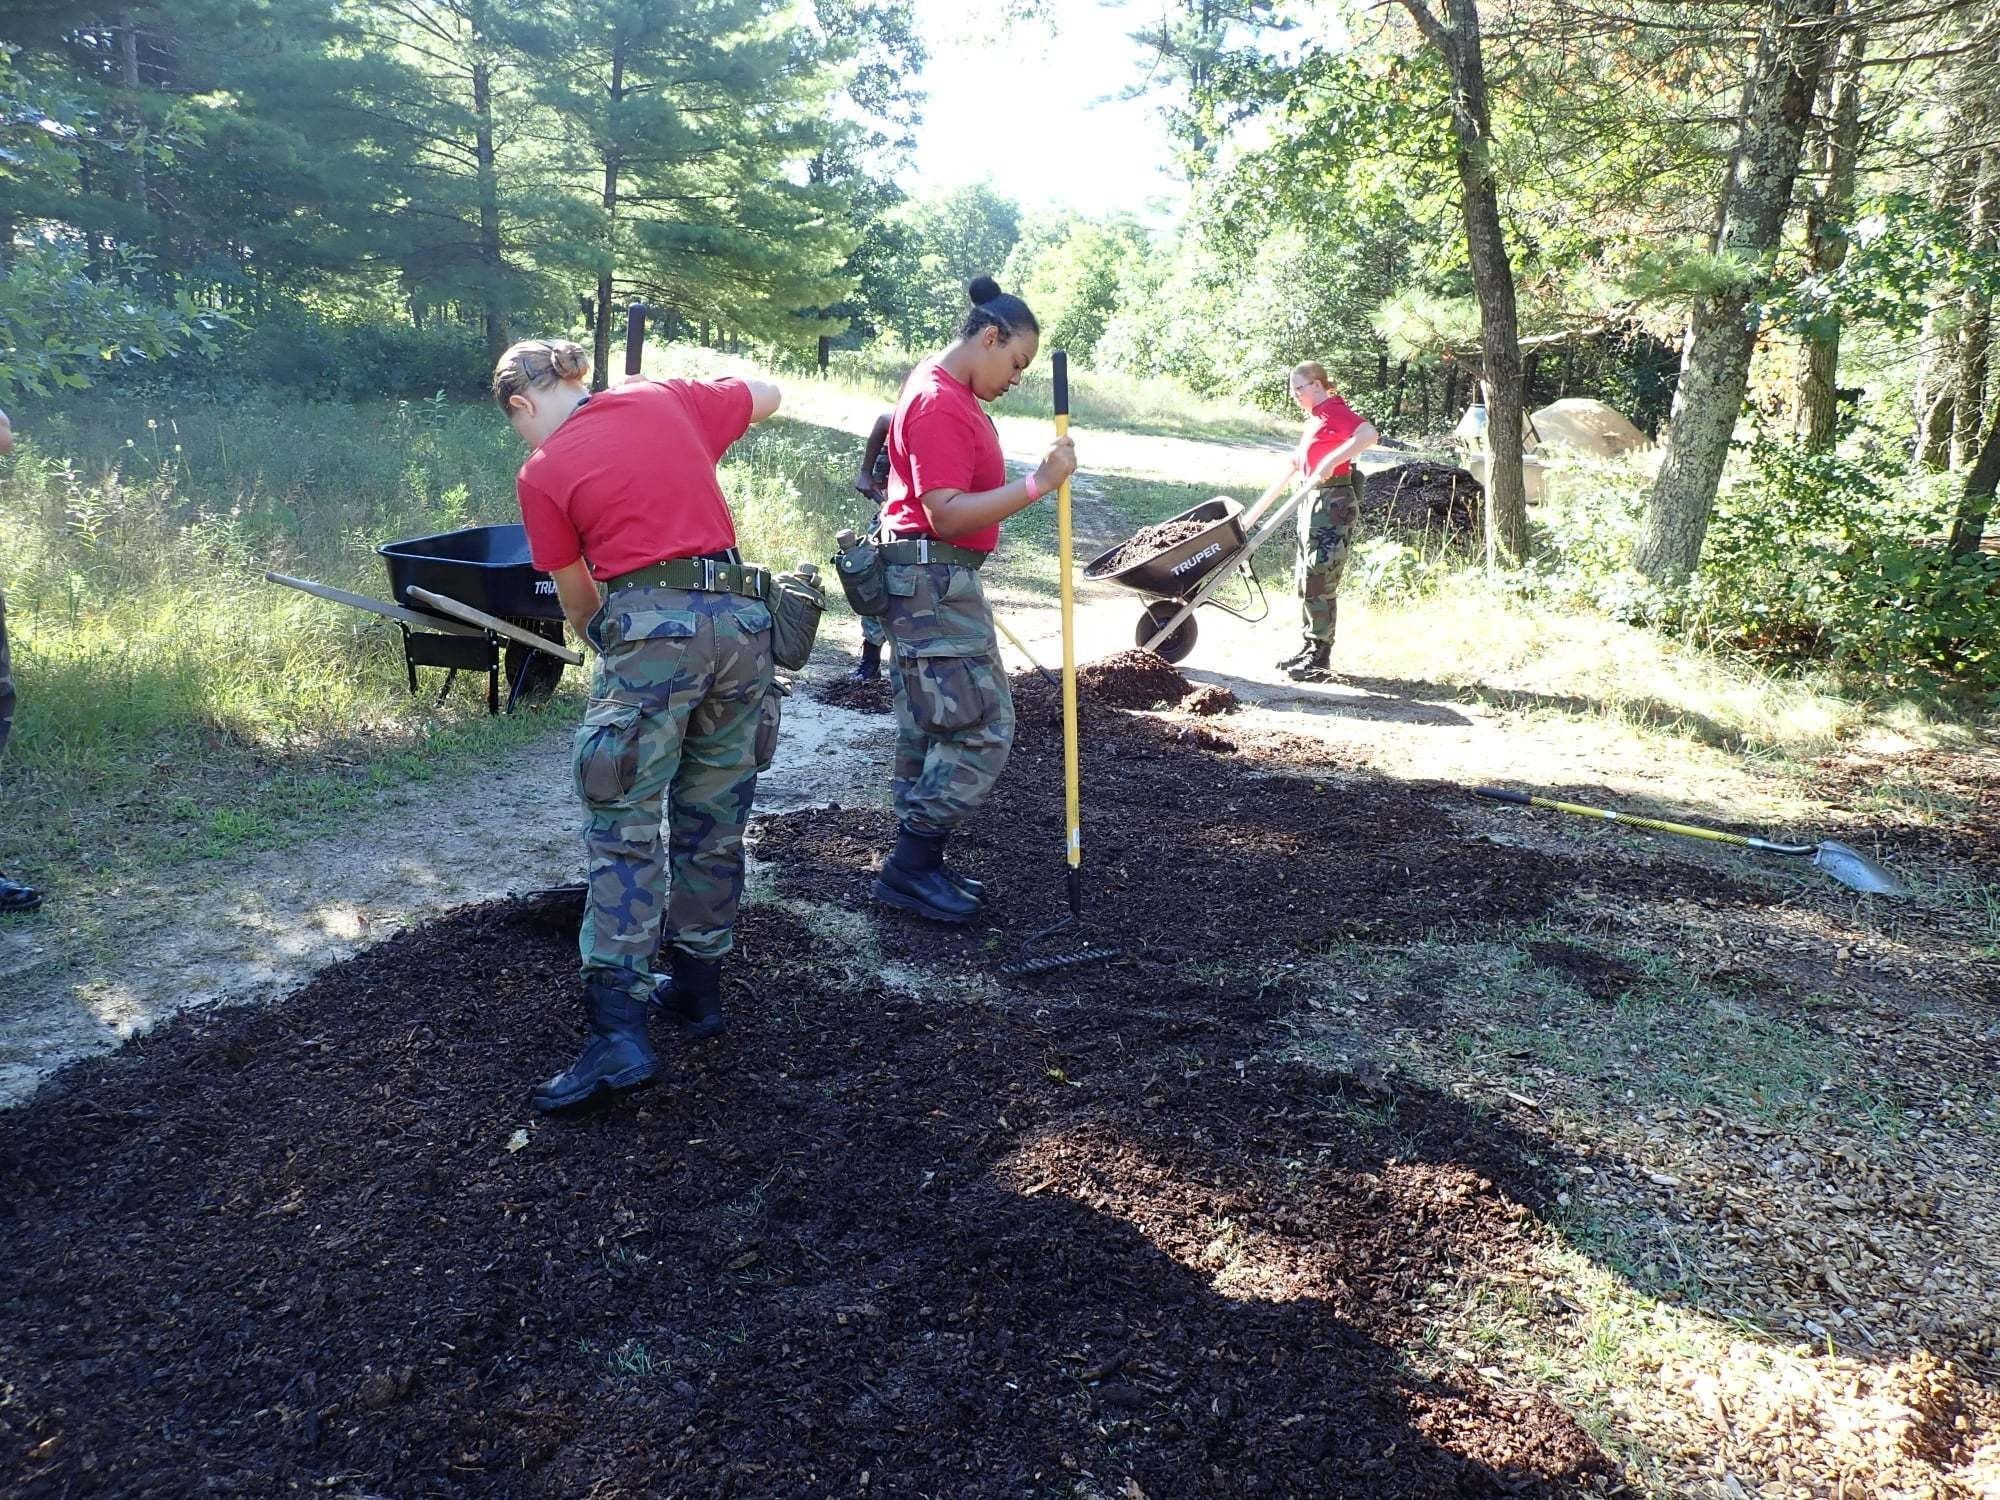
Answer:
906, 2, 1184, 221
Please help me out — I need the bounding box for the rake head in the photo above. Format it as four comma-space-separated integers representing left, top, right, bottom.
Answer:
1000, 870, 1122, 977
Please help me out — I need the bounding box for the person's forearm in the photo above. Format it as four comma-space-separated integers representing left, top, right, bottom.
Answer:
923, 478, 1041, 540
551, 563, 603, 646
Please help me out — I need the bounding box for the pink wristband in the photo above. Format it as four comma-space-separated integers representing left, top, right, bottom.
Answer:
1024, 472, 1042, 502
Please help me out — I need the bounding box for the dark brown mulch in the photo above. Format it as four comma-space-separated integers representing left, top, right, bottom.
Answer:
815, 672, 895, 715
757, 670, 1779, 992
1075, 649, 1193, 710
1183, 683, 1239, 716
1525, 940, 1643, 1003
1363, 462, 1481, 533
1089, 517, 1217, 576
0, 894, 1613, 1498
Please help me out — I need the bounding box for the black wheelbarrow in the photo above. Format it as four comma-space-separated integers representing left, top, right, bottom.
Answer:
266, 522, 582, 713
1083, 470, 1318, 663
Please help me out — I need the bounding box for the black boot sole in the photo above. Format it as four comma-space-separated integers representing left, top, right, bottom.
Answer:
531, 1061, 657, 1113
871, 877, 979, 925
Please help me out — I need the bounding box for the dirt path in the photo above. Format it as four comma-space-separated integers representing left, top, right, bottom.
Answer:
0, 692, 895, 1108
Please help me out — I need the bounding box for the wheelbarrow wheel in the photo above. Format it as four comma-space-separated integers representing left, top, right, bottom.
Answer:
504, 619, 567, 709
1136, 600, 1197, 664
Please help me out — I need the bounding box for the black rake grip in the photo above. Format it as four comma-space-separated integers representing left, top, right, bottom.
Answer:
624, 301, 647, 377
1473, 786, 1532, 805
1052, 349, 1068, 417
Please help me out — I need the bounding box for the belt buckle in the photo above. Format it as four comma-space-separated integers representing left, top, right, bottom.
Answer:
700, 557, 719, 592
916, 538, 931, 564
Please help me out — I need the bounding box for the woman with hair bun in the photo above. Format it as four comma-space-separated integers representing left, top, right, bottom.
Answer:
492, 337, 783, 1111
869, 275, 1076, 924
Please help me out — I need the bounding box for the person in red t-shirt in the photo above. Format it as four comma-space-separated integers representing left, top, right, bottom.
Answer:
870, 275, 1076, 924
1279, 361, 1378, 682
493, 337, 783, 1111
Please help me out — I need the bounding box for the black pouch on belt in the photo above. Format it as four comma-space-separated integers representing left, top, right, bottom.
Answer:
766, 563, 827, 671
832, 528, 889, 618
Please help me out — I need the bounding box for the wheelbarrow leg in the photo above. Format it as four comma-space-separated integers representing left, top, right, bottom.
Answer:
435, 667, 458, 707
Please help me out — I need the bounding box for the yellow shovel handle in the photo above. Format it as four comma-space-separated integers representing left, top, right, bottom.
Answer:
1475, 786, 1751, 848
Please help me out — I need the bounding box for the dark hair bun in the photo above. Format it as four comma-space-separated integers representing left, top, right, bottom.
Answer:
967, 274, 1003, 305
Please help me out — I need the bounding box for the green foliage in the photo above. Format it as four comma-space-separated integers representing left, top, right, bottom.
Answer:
1002, 216, 1147, 364
0, 243, 223, 400
1684, 437, 2000, 691
221, 309, 491, 399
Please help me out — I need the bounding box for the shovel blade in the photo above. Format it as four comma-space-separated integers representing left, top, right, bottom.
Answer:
1813, 841, 1902, 896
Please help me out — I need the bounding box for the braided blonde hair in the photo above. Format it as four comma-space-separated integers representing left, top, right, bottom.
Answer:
492, 338, 592, 409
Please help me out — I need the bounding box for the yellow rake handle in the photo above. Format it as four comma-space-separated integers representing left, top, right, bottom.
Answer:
1054, 352, 1080, 876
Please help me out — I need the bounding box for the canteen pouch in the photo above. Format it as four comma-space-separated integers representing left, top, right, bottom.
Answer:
833, 533, 889, 618
767, 567, 826, 672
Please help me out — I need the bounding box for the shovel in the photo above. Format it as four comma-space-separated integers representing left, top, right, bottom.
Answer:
1473, 786, 1902, 895
1003, 350, 1122, 977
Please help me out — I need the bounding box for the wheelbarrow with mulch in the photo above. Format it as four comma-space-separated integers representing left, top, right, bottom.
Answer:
1083, 469, 1318, 664
265, 522, 582, 713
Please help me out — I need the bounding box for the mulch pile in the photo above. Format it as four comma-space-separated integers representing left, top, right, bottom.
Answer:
1088, 516, 1216, 576
0, 668, 1795, 1498
1075, 649, 1195, 709
814, 672, 894, 715
0, 889, 1613, 1498
758, 669, 1777, 989
1183, 683, 1238, 716
1362, 461, 1481, 533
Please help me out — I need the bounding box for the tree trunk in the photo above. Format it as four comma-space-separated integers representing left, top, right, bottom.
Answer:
1389, 359, 1409, 424
1794, 26, 1863, 450
1398, 0, 1530, 564
590, 44, 627, 393
1951, 145, 1996, 471
470, 9, 507, 367
817, 335, 831, 374
1948, 389, 2000, 553
1636, 0, 1841, 584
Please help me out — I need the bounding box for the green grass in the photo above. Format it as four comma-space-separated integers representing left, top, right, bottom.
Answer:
0, 383, 886, 896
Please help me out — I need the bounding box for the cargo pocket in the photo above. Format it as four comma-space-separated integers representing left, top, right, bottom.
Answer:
574, 698, 645, 805
906, 655, 989, 736
754, 681, 787, 772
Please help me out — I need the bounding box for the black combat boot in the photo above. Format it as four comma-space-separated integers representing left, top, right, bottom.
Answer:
532, 979, 659, 1112
650, 947, 726, 1038
0, 874, 42, 914
1284, 642, 1333, 681
848, 640, 883, 682
872, 821, 982, 924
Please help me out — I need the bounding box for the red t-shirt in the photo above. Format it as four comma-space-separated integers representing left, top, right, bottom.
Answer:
880, 359, 1007, 555
515, 377, 753, 579
1298, 392, 1365, 478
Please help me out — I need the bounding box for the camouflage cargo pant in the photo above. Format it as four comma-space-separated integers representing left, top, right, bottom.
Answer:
883, 561, 1013, 833
1296, 473, 1362, 646
861, 612, 886, 648
575, 584, 776, 998
0, 585, 13, 758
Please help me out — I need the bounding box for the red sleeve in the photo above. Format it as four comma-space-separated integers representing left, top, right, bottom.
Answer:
517, 474, 582, 572
673, 377, 754, 461
903, 398, 982, 500
1319, 396, 1361, 446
